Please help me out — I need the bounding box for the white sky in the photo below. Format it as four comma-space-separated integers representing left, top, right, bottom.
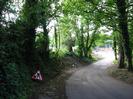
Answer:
3, 0, 24, 22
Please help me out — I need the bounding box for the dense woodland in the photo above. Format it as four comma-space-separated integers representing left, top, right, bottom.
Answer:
0, 0, 133, 99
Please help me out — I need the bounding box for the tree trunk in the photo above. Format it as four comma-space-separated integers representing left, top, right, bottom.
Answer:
0, 0, 9, 76
116, 0, 133, 71
79, 26, 85, 57
24, 28, 36, 66
58, 29, 61, 50
43, 23, 49, 61
54, 26, 58, 49
68, 45, 73, 53
87, 28, 97, 53
22, 0, 39, 75
113, 35, 118, 60
77, 31, 83, 57
76, 33, 83, 57
118, 42, 125, 68
84, 32, 90, 57
81, 31, 84, 56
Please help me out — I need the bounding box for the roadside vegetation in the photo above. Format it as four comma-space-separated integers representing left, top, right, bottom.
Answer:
0, 0, 133, 99
108, 66, 133, 85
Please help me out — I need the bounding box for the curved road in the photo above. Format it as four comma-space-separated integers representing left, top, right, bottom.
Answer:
66, 50, 133, 99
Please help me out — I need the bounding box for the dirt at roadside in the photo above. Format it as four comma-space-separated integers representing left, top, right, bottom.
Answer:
107, 65, 133, 85
29, 56, 91, 99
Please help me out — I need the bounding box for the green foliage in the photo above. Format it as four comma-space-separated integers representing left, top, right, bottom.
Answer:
95, 33, 112, 46
0, 21, 32, 99
1, 0, 133, 98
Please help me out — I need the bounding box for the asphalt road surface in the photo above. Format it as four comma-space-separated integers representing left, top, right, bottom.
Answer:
66, 50, 133, 99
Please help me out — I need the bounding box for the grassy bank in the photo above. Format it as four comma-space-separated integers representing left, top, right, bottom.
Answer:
107, 66, 133, 85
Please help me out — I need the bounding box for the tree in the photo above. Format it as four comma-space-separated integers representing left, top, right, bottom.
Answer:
20, 0, 39, 67
36, 0, 60, 61
116, 0, 133, 71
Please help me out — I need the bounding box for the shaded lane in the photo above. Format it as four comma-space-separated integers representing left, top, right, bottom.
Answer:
66, 50, 133, 99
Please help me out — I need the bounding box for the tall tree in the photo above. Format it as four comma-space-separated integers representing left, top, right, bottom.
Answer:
116, 0, 133, 71
118, 34, 125, 68
22, 0, 38, 67
37, 0, 59, 60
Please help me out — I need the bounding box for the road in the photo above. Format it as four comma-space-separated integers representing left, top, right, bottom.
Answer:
66, 50, 133, 99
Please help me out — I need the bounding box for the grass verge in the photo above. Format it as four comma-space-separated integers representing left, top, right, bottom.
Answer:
29, 56, 93, 99
107, 65, 133, 85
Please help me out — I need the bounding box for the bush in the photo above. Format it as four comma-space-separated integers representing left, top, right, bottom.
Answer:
0, 25, 32, 99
